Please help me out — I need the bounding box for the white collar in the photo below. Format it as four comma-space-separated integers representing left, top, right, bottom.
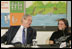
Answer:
21, 25, 24, 29
21, 25, 27, 30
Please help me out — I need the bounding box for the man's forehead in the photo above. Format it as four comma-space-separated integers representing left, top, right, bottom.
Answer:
25, 16, 32, 20
27, 16, 32, 18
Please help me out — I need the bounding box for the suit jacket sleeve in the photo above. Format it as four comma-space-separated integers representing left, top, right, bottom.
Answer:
1, 26, 13, 43
33, 29, 37, 39
28, 28, 37, 45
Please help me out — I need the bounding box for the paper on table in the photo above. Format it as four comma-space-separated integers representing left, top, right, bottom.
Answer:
59, 42, 66, 48
1, 44, 14, 48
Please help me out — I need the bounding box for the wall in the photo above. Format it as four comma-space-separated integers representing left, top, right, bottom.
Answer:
67, 1, 71, 27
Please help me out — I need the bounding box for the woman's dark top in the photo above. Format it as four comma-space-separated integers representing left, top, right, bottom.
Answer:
50, 30, 71, 44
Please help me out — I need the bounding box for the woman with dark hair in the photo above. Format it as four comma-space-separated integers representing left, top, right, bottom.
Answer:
49, 18, 71, 45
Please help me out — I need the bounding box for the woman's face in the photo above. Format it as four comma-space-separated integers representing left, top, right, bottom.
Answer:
58, 20, 66, 30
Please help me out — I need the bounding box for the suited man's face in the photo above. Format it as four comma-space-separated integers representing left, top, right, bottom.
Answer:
23, 16, 32, 28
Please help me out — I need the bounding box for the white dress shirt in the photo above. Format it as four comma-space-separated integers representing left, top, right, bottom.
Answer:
11, 25, 27, 44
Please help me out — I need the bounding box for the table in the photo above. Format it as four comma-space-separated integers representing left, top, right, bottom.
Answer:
1, 44, 71, 48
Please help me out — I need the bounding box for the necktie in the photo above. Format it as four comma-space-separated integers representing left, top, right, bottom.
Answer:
22, 28, 26, 45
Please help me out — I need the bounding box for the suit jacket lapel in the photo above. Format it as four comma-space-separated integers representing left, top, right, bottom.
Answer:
9, 26, 20, 43
27, 27, 33, 43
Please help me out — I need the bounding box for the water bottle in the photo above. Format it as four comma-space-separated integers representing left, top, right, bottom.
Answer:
32, 39, 37, 46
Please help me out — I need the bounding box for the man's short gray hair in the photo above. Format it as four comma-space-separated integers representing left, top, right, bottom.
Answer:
23, 14, 31, 19
21, 14, 31, 23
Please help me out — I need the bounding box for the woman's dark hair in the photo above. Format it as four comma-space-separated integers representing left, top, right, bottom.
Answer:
58, 18, 70, 34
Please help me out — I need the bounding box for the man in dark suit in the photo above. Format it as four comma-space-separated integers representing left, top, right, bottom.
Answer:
1, 14, 36, 46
